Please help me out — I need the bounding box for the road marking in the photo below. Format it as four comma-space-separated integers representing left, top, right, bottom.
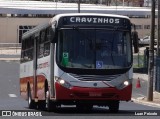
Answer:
8, 94, 17, 97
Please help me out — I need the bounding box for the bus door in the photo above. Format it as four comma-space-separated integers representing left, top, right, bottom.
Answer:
49, 26, 56, 99
33, 33, 39, 102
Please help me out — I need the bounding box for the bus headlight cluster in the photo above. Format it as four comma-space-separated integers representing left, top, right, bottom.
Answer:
59, 79, 65, 85
55, 77, 72, 89
117, 80, 130, 89
123, 81, 129, 86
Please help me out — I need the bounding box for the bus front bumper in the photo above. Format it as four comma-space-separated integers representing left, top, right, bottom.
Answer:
55, 82, 132, 101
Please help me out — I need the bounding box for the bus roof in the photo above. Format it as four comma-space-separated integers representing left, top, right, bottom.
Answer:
22, 22, 50, 40
51, 13, 130, 23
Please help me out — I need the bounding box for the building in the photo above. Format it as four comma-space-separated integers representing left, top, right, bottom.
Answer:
0, 0, 158, 44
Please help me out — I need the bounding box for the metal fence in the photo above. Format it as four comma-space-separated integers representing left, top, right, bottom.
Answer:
133, 54, 145, 68
0, 43, 21, 55
0, 43, 21, 47
133, 48, 148, 73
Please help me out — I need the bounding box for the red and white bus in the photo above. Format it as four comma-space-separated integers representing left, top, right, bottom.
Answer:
20, 13, 138, 112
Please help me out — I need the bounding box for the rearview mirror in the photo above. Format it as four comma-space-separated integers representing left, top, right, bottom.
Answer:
132, 31, 139, 53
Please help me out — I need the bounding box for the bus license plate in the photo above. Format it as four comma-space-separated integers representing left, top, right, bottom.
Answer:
89, 92, 102, 97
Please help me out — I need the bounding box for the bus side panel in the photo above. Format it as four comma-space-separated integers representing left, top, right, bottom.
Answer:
37, 56, 51, 100
37, 75, 46, 100
20, 60, 34, 100
20, 76, 34, 100
20, 75, 47, 101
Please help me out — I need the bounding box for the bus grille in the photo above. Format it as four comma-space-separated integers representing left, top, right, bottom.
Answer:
69, 73, 120, 81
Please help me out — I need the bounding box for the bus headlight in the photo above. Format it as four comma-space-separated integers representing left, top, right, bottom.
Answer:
123, 81, 129, 86
55, 77, 72, 89
117, 80, 130, 89
59, 79, 65, 85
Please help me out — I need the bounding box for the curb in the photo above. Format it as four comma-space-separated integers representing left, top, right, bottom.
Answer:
0, 58, 20, 61
154, 92, 160, 99
131, 98, 160, 108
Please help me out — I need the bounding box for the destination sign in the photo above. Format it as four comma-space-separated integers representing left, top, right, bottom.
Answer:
70, 17, 120, 24
61, 16, 130, 26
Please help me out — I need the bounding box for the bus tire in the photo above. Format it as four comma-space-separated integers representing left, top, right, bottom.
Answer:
27, 86, 37, 109
76, 104, 93, 112
38, 100, 46, 110
108, 101, 119, 113
46, 91, 57, 112
38, 81, 48, 110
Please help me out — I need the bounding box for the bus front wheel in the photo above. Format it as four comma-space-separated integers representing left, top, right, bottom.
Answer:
27, 87, 37, 109
46, 91, 57, 112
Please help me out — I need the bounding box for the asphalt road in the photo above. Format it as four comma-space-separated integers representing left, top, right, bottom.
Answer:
0, 61, 160, 119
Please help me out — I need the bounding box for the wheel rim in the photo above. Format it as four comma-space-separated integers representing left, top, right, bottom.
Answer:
45, 91, 49, 109
28, 92, 31, 106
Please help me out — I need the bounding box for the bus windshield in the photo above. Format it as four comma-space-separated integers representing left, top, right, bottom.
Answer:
57, 29, 132, 69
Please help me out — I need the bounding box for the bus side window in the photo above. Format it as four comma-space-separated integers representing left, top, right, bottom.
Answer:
39, 44, 44, 58
44, 42, 50, 57
44, 27, 51, 57
38, 28, 51, 58
20, 51, 24, 63
38, 30, 46, 58
22, 37, 34, 62
28, 37, 34, 61
24, 51, 29, 61
23, 38, 29, 62
21, 40, 25, 63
